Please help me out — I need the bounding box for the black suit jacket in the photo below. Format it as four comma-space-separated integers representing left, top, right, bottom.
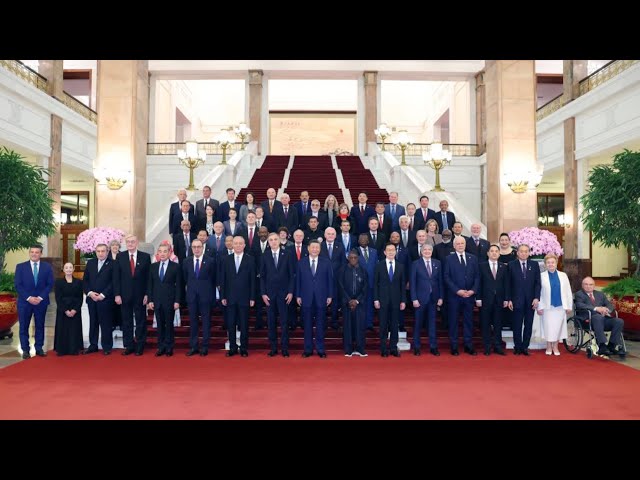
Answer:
260, 248, 295, 297
169, 201, 194, 234
373, 260, 406, 307
477, 261, 509, 305
303, 211, 329, 231
320, 241, 347, 273
83, 257, 114, 303
274, 205, 299, 235
220, 253, 256, 306
435, 210, 456, 233
170, 210, 197, 236
261, 199, 282, 224
195, 197, 219, 224
173, 232, 196, 263
506, 259, 542, 308
148, 260, 183, 306
465, 236, 491, 261
373, 213, 393, 239
181, 255, 216, 304
367, 231, 387, 257
112, 250, 151, 303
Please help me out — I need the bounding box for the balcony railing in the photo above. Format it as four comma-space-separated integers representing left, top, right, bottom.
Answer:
578, 59, 638, 96
0, 60, 97, 124
147, 142, 243, 156
378, 143, 479, 157
536, 93, 565, 121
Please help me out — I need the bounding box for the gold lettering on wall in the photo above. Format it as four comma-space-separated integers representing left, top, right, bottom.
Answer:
269, 112, 356, 155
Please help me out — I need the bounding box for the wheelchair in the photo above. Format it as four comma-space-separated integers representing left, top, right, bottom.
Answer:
563, 306, 626, 359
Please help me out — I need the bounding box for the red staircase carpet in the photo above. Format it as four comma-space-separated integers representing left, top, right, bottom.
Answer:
336, 155, 388, 205
284, 155, 343, 204
1, 352, 639, 419
237, 155, 290, 203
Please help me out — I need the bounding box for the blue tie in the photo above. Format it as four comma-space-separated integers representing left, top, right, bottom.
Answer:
195, 258, 200, 278
159, 262, 165, 281
328, 244, 332, 259
388, 262, 394, 282
442, 212, 448, 231
311, 259, 316, 276
33, 262, 38, 284
391, 205, 395, 218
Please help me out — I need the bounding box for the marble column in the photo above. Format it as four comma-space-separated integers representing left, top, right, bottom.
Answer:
475, 71, 486, 155
484, 60, 538, 241
248, 69, 263, 154
95, 60, 149, 239
38, 60, 64, 99
47, 114, 62, 270
563, 60, 588, 101
364, 71, 377, 155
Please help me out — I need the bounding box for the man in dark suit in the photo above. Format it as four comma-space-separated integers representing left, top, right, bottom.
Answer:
465, 223, 490, 261
296, 240, 333, 358
434, 229, 455, 329
303, 199, 329, 231
82, 243, 115, 355
373, 202, 392, 239
274, 193, 299, 236
410, 244, 443, 356
288, 229, 307, 329
173, 220, 196, 264
338, 219, 357, 259
195, 230, 215, 258
435, 199, 456, 234
366, 217, 386, 257
195, 185, 219, 228
14, 244, 54, 359
148, 244, 183, 357
220, 236, 256, 357
113, 234, 151, 356
374, 243, 406, 357
303, 216, 325, 245
575, 276, 625, 356
357, 234, 377, 331
294, 190, 312, 226
250, 226, 269, 329
351, 192, 376, 235
338, 250, 368, 357
261, 187, 282, 228
444, 236, 480, 356
390, 231, 410, 333
207, 221, 227, 260
261, 233, 295, 357
409, 230, 428, 263
404, 203, 419, 233
170, 199, 197, 235
218, 187, 243, 223
182, 239, 217, 356
395, 215, 416, 250
416, 195, 437, 231
506, 244, 541, 356
477, 245, 509, 355
320, 227, 346, 329
168, 188, 193, 235
385, 191, 405, 232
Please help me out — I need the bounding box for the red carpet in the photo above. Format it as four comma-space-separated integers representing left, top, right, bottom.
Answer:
1, 352, 640, 419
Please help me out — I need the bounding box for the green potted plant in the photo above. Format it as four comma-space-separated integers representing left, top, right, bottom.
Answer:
0, 147, 56, 338
580, 148, 640, 336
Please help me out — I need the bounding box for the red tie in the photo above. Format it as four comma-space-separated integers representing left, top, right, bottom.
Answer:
423, 209, 427, 221
379, 215, 383, 228
589, 293, 596, 305
410, 217, 414, 230
296, 245, 301, 260
360, 205, 364, 215
249, 227, 254, 247
130, 254, 135, 276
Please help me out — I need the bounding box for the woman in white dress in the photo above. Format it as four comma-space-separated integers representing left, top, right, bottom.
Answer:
536, 253, 573, 355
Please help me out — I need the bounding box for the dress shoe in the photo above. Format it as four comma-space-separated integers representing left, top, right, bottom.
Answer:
56, 352, 64, 357
268, 350, 278, 357
451, 348, 459, 356
357, 351, 368, 357
513, 348, 521, 355
226, 350, 237, 357
599, 343, 612, 355
35, 350, 47, 357
484, 347, 491, 356
22, 352, 31, 360
414, 349, 421, 356
553, 350, 560, 356
103, 350, 112, 355
381, 351, 389, 357
344, 352, 353, 357
155, 349, 165, 357
121, 348, 135, 356
302, 352, 312, 358
240, 350, 248, 357
318, 352, 327, 358
430, 348, 440, 356
83, 347, 98, 355
186, 348, 199, 357
494, 348, 506, 356
391, 350, 400, 357
134, 350, 143, 356
521, 349, 530, 356
367, 326, 374, 332
464, 346, 477, 356
200, 349, 208, 356
165, 350, 173, 357
282, 351, 290, 357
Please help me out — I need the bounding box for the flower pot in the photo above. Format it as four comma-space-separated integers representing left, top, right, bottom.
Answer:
0, 292, 17, 339
611, 296, 640, 341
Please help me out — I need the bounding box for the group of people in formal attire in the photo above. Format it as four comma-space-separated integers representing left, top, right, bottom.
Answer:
12, 186, 626, 359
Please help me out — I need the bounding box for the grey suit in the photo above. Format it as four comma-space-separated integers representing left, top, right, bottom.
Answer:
574, 289, 624, 347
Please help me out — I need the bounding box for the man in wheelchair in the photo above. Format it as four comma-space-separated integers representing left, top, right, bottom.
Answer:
574, 277, 625, 357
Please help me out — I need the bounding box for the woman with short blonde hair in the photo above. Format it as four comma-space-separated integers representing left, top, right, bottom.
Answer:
537, 254, 572, 355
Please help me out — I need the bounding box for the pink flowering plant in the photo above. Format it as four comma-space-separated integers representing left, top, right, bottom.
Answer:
74, 227, 125, 257
508, 227, 563, 257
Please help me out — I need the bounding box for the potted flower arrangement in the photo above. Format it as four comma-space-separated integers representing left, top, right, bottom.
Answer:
508, 226, 564, 262
74, 226, 125, 263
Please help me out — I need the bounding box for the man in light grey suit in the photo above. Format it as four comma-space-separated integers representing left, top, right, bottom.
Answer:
574, 276, 625, 356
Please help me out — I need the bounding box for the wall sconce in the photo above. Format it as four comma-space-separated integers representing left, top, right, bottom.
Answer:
392, 130, 413, 166
177, 140, 207, 191
95, 167, 129, 190
234, 122, 252, 150
505, 164, 545, 194
374, 123, 391, 151
217, 129, 234, 165
558, 214, 572, 228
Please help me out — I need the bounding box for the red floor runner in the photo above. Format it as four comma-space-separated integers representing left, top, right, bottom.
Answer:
1, 352, 639, 419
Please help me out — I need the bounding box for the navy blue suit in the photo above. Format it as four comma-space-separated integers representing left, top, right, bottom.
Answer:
218, 201, 243, 223
415, 207, 437, 231
260, 248, 295, 352
357, 246, 378, 328
435, 210, 456, 234
207, 233, 227, 261
220, 253, 256, 353
169, 201, 194, 234
182, 255, 216, 351
14, 260, 54, 353
83, 257, 115, 352
507, 259, 542, 351
374, 258, 406, 354
411, 258, 442, 350
337, 263, 368, 354
444, 252, 480, 350
320, 241, 346, 328
294, 200, 312, 226
477, 261, 510, 350
148, 260, 183, 351
338, 233, 357, 258
296, 256, 333, 355
351, 204, 376, 235
385, 203, 406, 232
